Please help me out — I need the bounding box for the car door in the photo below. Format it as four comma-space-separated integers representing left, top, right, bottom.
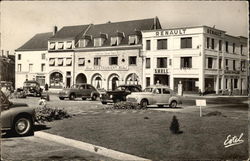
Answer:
85, 85, 93, 97
161, 88, 171, 104
152, 88, 163, 104
78, 84, 86, 97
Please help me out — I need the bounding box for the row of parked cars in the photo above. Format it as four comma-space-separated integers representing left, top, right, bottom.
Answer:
58, 83, 182, 108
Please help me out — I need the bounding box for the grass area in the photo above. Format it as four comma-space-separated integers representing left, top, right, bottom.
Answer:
44, 109, 248, 160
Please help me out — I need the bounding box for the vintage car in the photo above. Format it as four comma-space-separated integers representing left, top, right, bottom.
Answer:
100, 84, 142, 104
58, 83, 100, 101
126, 85, 182, 108
0, 90, 35, 136
23, 80, 43, 97
0, 81, 14, 98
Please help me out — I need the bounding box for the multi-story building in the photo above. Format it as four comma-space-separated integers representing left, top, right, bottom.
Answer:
15, 32, 53, 88
0, 50, 15, 86
141, 26, 248, 95
47, 17, 161, 90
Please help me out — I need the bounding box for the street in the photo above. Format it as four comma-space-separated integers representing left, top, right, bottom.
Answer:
1, 94, 249, 160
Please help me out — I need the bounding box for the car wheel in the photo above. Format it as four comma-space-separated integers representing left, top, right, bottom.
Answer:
82, 98, 86, 100
59, 97, 64, 100
69, 94, 75, 100
102, 101, 107, 105
13, 116, 33, 136
169, 101, 177, 108
91, 94, 97, 101
140, 99, 148, 108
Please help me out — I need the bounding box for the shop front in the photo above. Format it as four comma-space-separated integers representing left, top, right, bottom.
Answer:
174, 78, 199, 93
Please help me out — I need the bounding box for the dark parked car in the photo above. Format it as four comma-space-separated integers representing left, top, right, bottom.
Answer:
100, 84, 142, 104
23, 80, 43, 97
0, 90, 35, 136
58, 83, 100, 100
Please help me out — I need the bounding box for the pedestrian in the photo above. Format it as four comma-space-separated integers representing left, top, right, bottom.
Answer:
45, 83, 48, 91
170, 115, 183, 134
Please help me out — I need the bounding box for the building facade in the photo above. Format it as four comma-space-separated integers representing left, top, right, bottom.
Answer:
15, 32, 53, 88
142, 26, 248, 95
0, 50, 15, 86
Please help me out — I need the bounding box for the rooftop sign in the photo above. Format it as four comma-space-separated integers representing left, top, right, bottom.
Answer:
155, 29, 186, 36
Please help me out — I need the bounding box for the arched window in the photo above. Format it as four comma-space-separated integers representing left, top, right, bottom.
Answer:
50, 72, 63, 88
76, 73, 87, 84
126, 73, 139, 85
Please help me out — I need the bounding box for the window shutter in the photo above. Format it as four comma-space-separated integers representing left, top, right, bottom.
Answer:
189, 57, 192, 68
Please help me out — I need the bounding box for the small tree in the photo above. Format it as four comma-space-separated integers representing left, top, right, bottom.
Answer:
170, 115, 183, 134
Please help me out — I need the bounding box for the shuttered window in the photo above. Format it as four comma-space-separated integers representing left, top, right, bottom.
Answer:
157, 39, 167, 50
181, 37, 192, 48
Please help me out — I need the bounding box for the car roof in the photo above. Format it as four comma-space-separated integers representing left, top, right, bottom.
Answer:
147, 84, 171, 89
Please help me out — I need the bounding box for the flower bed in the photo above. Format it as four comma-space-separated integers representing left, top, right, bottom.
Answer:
111, 101, 146, 110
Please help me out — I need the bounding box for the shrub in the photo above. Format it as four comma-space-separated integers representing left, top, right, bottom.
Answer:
112, 101, 146, 110
35, 106, 71, 123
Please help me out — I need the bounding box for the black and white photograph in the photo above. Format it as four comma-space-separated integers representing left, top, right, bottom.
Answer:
0, 1, 249, 160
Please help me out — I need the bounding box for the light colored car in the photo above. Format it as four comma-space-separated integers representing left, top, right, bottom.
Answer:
0, 90, 35, 136
126, 85, 182, 108
58, 83, 99, 100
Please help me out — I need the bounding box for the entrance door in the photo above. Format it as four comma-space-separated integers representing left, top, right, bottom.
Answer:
66, 78, 71, 88
154, 75, 169, 86
112, 77, 118, 90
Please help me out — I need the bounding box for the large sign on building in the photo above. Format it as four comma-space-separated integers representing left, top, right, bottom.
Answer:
85, 66, 129, 71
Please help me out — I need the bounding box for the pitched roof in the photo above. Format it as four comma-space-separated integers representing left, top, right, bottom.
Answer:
84, 17, 161, 47
16, 32, 53, 51
49, 25, 90, 40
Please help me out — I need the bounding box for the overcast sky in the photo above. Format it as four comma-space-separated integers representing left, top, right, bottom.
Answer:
1, 1, 248, 54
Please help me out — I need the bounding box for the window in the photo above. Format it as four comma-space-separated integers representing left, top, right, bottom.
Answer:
78, 58, 85, 66
169, 59, 172, 66
206, 37, 210, 49
225, 79, 228, 89
219, 59, 222, 69
18, 64, 22, 72
225, 41, 229, 52
41, 63, 45, 72
49, 58, 55, 66
157, 57, 167, 68
109, 57, 118, 65
66, 58, 72, 66
57, 42, 64, 49
41, 53, 46, 60
129, 36, 138, 45
94, 57, 101, 66
49, 42, 55, 50
219, 40, 222, 51
18, 54, 21, 60
94, 38, 102, 47
241, 60, 246, 70
219, 78, 221, 89
234, 79, 238, 88
146, 58, 150, 68
111, 37, 118, 46
233, 43, 235, 53
211, 38, 214, 49
208, 57, 213, 69
240, 45, 243, 55
29, 64, 33, 72
58, 58, 64, 66
78, 39, 89, 48
162, 88, 170, 94
181, 37, 192, 48
146, 40, 151, 50
157, 39, 167, 50
146, 77, 150, 87
233, 60, 236, 70
129, 56, 137, 65
66, 42, 72, 49
180, 57, 192, 68
225, 59, 228, 70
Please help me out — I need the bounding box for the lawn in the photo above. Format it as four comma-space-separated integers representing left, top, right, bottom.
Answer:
43, 108, 248, 161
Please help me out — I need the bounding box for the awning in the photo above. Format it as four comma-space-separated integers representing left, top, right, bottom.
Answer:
49, 43, 55, 50
78, 58, 85, 65
58, 58, 63, 66
49, 58, 55, 66
66, 58, 72, 66
111, 37, 117, 46
66, 42, 72, 49
58, 43, 64, 49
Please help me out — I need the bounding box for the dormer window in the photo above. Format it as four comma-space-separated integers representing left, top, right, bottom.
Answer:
94, 33, 107, 47
94, 38, 102, 47
129, 35, 139, 45
57, 42, 64, 50
111, 37, 122, 46
79, 35, 91, 48
66, 41, 72, 49
49, 42, 55, 50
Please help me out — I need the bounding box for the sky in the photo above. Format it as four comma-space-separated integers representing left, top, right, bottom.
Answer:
0, 1, 248, 54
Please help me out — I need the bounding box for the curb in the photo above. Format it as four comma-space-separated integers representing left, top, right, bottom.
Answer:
35, 131, 151, 161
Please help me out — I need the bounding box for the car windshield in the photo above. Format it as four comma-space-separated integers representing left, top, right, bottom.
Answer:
115, 86, 126, 91
143, 88, 153, 92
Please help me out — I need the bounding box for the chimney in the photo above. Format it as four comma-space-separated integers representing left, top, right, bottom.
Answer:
53, 26, 58, 36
